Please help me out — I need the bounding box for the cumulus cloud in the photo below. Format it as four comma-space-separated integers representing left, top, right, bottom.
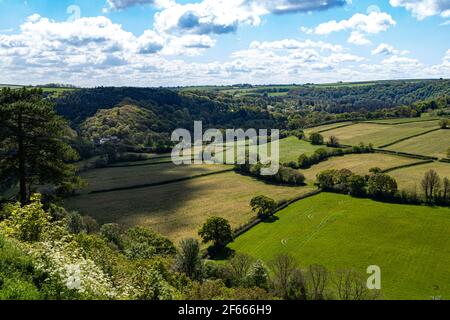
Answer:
306, 11, 396, 46
347, 31, 372, 45
154, 0, 348, 35
389, 0, 450, 20
105, 0, 173, 11
313, 11, 396, 35
371, 43, 409, 55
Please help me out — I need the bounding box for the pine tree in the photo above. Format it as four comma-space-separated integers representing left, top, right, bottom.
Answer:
0, 88, 81, 204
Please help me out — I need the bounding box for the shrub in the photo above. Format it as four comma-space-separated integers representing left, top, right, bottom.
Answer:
310, 133, 324, 145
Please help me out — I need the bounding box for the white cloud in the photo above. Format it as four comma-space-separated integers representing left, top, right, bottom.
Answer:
313, 11, 396, 35
105, 0, 173, 11
154, 0, 348, 35
347, 31, 372, 45
0, 13, 448, 87
371, 43, 397, 55
389, 0, 450, 20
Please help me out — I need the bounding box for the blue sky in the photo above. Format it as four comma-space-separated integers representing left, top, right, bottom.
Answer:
0, 0, 449, 86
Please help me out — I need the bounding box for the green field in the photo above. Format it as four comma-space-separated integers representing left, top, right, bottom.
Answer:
65, 171, 314, 243
212, 137, 324, 164
323, 121, 440, 147
389, 162, 450, 192
229, 193, 450, 300
301, 153, 422, 182
384, 129, 450, 159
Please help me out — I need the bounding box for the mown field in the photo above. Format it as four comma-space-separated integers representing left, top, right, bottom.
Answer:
65, 170, 314, 243
79, 163, 231, 193
301, 153, 423, 182
322, 120, 441, 147
389, 162, 450, 192
228, 193, 450, 300
384, 129, 450, 159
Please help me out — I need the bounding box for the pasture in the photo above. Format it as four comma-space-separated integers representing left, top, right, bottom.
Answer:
228, 193, 450, 300
389, 162, 450, 192
301, 153, 422, 182
384, 129, 450, 159
322, 120, 440, 147
65, 171, 314, 243
79, 163, 231, 193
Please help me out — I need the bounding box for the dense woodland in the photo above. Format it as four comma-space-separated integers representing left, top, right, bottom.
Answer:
52, 80, 450, 158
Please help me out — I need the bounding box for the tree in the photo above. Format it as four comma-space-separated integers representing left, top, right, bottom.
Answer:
327, 135, 340, 147
174, 238, 203, 280
249, 260, 269, 290
309, 132, 324, 145
439, 118, 449, 129
229, 253, 254, 286
367, 173, 398, 199
100, 223, 123, 249
65, 211, 85, 234
347, 174, 366, 196
443, 177, 450, 202
269, 253, 298, 299
316, 170, 337, 190
421, 170, 441, 200
306, 264, 328, 300
198, 217, 233, 250
0, 88, 81, 205
250, 196, 277, 219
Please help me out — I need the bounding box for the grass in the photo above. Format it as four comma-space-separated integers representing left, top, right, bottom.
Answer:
301, 153, 421, 182
79, 163, 231, 193
389, 162, 450, 192
323, 120, 440, 147
384, 129, 450, 159
228, 193, 450, 300
304, 122, 354, 135
212, 137, 325, 164
65, 171, 315, 243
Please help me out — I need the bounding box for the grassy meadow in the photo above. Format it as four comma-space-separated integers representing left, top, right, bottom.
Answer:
389, 162, 450, 193
79, 163, 231, 193
65, 171, 314, 243
322, 120, 441, 147
384, 129, 450, 159
228, 193, 450, 300
301, 153, 423, 182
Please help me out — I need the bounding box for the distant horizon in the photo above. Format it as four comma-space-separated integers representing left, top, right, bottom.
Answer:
2, 77, 449, 90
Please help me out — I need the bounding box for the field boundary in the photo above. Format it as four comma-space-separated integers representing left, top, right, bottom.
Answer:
377, 128, 442, 148
362, 118, 440, 125
232, 189, 322, 239
86, 168, 234, 194
374, 149, 438, 161
382, 160, 435, 174
315, 123, 357, 133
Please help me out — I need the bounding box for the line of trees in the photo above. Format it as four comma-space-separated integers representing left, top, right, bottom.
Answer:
296, 143, 374, 170
316, 167, 450, 205
234, 162, 306, 186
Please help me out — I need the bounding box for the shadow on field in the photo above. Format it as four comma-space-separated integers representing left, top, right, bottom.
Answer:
64, 163, 235, 240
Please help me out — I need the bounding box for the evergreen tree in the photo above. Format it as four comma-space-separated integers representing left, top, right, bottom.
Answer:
0, 88, 81, 204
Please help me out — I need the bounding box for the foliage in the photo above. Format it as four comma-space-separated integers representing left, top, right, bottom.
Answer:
250, 196, 277, 219
198, 217, 233, 250
0, 88, 82, 204
309, 133, 324, 145
122, 227, 176, 260
0, 194, 51, 242
174, 238, 203, 280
